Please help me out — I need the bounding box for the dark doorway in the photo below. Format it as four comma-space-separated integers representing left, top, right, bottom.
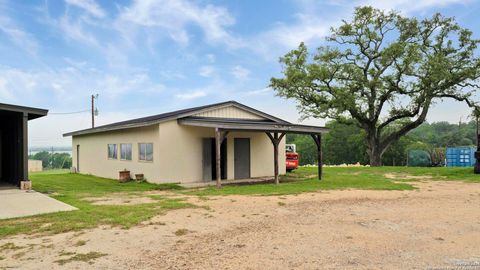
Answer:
202, 138, 227, 181
0, 103, 47, 187
0, 111, 22, 186
234, 138, 250, 179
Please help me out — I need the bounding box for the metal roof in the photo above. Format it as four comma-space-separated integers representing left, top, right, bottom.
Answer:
0, 103, 48, 120
178, 117, 328, 134
63, 101, 291, 137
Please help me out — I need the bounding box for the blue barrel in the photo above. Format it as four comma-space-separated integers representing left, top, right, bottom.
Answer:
446, 147, 476, 167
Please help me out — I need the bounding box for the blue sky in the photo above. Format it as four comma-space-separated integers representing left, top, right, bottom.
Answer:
0, 0, 478, 146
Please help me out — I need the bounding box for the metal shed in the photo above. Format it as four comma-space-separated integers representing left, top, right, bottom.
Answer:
0, 103, 48, 187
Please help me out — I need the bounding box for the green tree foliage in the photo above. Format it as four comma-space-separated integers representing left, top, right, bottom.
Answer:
30, 151, 50, 168
287, 119, 477, 166
322, 120, 368, 165
272, 6, 480, 166
408, 121, 477, 147
29, 151, 72, 169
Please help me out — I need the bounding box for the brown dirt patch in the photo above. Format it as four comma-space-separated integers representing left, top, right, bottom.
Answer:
384, 173, 438, 180
82, 196, 157, 206
1, 181, 480, 269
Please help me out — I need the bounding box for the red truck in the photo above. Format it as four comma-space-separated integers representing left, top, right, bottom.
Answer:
286, 144, 299, 172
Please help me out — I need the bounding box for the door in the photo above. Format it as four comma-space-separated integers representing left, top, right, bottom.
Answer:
234, 138, 250, 179
202, 139, 213, 181
76, 145, 80, 172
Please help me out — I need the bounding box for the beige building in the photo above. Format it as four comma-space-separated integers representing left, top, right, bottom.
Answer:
28, 160, 43, 172
64, 101, 327, 185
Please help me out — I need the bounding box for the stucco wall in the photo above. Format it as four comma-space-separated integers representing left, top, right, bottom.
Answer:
72, 125, 161, 181
157, 120, 285, 183
28, 160, 42, 172
72, 120, 286, 184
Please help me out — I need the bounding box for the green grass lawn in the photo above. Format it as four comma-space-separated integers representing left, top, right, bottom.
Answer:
186, 166, 480, 196
0, 172, 188, 238
0, 166, 478, 237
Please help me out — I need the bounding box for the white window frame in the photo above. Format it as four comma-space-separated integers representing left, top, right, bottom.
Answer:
139, 143, 154, 162
108, 144, 117, 160
120, 143, 132, 161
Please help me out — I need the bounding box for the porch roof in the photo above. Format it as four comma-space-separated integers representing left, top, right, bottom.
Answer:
177, 117, 328, 134
0, 103, 48, 120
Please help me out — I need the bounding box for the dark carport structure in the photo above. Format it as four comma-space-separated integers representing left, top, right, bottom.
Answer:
0, 103, 48, 187
178, 117, 328, 187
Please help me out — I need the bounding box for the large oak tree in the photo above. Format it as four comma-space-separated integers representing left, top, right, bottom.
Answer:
271, 6, 480, 166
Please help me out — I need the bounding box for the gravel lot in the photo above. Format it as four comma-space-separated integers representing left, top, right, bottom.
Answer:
1, 180, 480, 269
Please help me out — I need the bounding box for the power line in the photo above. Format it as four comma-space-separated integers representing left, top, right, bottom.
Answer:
49, 109, 89, 115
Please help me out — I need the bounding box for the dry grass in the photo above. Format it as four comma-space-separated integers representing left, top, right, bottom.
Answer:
74, 240, 87, 247
174, 229, 189, 236
54, 251, 107, 265
0, 243, 25, 252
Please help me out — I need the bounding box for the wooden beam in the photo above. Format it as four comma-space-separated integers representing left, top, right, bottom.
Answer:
215, 128, 222, 188
311, 134, 322, 180
266, 132, 286, 185
273, 133, 279, 184
221, 131, 229, 143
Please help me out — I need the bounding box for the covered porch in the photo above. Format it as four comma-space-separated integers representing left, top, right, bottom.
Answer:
178, 117, 328, 188
0, 103, 48, 187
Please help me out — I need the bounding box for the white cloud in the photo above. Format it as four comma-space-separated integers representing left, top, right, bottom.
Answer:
117, 0, 241, 47
0, 77, 14, 100
65, 0, 106, 18
0, 8, 38, 55
246, 87, 272, 96
0, 65, 165, 106
244, 13, 332, 59
199, 65, 215, 77
361, 0, 470, 13
58, 15, 100, 47
231, 65, 250, 80
262, 14, 328, 49
246, 0, 469, 59
175, 90, 207, 100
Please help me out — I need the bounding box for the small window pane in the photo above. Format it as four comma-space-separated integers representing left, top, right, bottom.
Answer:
120, 144, 132, 160
146, 143, 153, 161
108, 144, 117, 159
139, 144, 146, 161
139, 143, 153, 161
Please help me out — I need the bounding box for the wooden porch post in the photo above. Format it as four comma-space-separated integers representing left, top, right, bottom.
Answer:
311, 134, 323, 180
266, 132, 286, 185
215, 128, 229, 188
21, 112, 29, 182
215, 128, 221, 188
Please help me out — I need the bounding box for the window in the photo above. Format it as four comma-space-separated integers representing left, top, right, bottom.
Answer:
108, 144, 117, 159
139, 143, 153, 161
120, 144, 132, 160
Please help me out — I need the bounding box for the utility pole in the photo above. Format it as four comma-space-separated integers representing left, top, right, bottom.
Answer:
91, 95, 94, 128
91, 94, 99, 128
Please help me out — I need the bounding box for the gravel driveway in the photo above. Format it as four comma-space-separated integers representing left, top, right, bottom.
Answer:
1, 180, 479, 269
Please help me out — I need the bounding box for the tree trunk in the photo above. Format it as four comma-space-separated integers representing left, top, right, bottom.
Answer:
369, 151, 382, 166
366, 130, 383, 166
